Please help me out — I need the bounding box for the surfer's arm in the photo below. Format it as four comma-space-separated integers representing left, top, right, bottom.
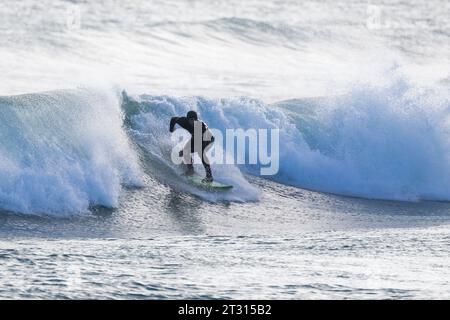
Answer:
170, 117, 190, 132
169, 117, 180, 132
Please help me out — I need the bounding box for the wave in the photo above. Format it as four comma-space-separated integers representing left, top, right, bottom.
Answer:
1, 72, 448, 216
121, 92, 261, 202
0, 88, 142, 215
276, 78, 450, 201
123, 72, 450, 202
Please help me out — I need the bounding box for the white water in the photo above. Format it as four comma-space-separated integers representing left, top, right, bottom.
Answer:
123, 71, 450, 203
1, 0, 449, 100
0, 89, 142, 215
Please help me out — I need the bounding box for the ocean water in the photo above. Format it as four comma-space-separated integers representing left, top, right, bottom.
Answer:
0, 0, 450, 299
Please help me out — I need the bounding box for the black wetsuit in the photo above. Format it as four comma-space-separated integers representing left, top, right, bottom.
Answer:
170, 116, 214, 178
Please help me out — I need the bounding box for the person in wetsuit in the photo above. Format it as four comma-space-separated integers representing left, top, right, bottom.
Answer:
169, 111, 214, 182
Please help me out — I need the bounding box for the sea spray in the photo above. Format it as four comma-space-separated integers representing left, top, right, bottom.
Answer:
0, 88, 142, 215
123, 73, 450, 202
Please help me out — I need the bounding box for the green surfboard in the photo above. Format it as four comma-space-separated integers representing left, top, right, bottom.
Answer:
185, 174, 233, 191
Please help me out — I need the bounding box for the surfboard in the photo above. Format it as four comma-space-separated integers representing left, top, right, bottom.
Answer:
185, 174, 233, 191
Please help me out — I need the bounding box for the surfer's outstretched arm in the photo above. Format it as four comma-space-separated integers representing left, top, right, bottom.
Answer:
170, 116, 192, 133
169, 117, 180, 132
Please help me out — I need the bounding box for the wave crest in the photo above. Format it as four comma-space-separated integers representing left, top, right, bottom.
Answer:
0, 88, 142, 215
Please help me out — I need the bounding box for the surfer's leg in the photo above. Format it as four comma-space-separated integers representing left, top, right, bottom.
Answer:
201, 141, 213, 182
180, 139, 194, 175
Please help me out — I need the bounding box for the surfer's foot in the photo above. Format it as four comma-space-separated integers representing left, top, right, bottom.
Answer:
183, 163, 195, 176
202, 176, 213, 183
203, 165, 213, 183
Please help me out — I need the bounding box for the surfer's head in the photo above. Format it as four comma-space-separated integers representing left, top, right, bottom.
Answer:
187, 110, 198, 121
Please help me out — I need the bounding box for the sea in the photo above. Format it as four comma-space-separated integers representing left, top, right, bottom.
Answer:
0, 0, 449, 299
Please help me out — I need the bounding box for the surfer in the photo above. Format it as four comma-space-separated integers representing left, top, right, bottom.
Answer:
170, 111, 214, 183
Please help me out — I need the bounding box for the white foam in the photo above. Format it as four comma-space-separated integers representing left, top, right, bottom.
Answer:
0, 88, 142, 215
125, 94, 261, 202
125, 69, 450, 202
